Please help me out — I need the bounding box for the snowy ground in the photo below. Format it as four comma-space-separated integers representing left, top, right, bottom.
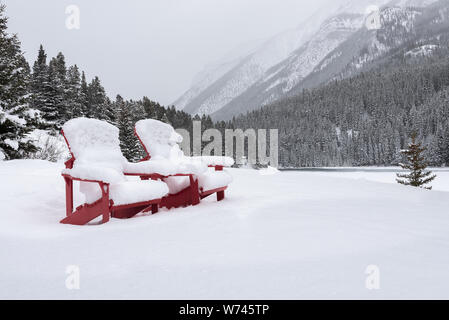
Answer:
1, 160, 449, 299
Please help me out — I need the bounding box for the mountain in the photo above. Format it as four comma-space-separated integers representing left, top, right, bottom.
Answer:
172, 1, 343, 114
172, 39, 265, 112
224, 0, 449, 168
212, 11, 370, 120
295, 0, 446, 92
173, 0, 441, 120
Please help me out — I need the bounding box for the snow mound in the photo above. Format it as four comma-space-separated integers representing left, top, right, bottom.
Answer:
62, 118, 170, 204
198, 170, 233, 191
135, 119, 234, 193
80, 180, 169, 206
164, 176, 191, 195
136, 119, 234, 168
163, 169, 233, 195
63, 118, 126, 171
62, 165, 125, 184
191, 156, 235, 167
135, 119, 184, 161
259, 166, 280, 176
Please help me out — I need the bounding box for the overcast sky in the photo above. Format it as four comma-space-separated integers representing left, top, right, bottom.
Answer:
3, 0, 336, 105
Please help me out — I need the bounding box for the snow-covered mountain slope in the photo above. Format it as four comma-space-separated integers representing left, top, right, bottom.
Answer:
212, 0, 445, 120
173, 3, 341, 115
172, 0, 388, 117
213, 12, 369, 120
292, 0, 448, 96
288, 6, 423, 94
173, 0, 442, 120
172, 39, 265, 111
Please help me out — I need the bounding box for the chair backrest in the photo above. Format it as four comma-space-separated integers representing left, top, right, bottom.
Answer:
135, 119, 184, 161
62, 118, 127, 172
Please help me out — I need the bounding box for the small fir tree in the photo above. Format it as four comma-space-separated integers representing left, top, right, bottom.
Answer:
396, 133, 436, 190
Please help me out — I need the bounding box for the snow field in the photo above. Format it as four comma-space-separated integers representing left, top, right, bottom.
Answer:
0, 160, 449, 299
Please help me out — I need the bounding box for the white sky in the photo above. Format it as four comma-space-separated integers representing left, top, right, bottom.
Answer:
3, 0, 335, 105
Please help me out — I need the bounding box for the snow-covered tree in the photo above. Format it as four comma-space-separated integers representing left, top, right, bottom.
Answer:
116, 95, 141, 161
52, 53, 69, 124
30, 45, 50, 112
396, 133, 436, 190
40, 53, 67, 125
87, 76, 115, 123
0, 4, 36, 159
66, 65, 83, 118
80, 71, 89, 116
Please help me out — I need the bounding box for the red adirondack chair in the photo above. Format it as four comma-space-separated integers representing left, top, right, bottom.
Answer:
61, 118, 171, 225
134, 119, 234, 209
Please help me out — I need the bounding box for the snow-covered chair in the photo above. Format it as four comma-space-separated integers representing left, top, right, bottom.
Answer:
61, 118, 170, 225
135, 119, 234, 209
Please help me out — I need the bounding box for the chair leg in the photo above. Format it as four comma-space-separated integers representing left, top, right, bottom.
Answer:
190, 175, 201, 206
65, 177, 73, 217
217, 190, 225, 202
102, 210, 110, 224
100, 183, 111, 224
152, 203, 159, 214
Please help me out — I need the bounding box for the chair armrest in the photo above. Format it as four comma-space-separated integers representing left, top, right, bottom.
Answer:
124, 159, 206, 177
62, 172, 106, 185
190, 156, 235, 167
62, 166, 123, 184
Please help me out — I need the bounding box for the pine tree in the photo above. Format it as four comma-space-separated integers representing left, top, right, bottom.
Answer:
142, 96, 158, 119
30, 45, 50, 113
66, 65, 82, 118
42, 53, 67, 125
116, 95, 141, 161
80, 71, 89, 117
0, 4, 36, 159
53, 52, 68, 123
396, 133, 436, 190
88, 76, 111, 121
103, 98, 117, 125
29, 46, 56, 128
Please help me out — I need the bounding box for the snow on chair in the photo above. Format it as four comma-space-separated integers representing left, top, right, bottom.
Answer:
135, 119, 234, 208
60, 118, 169, 225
